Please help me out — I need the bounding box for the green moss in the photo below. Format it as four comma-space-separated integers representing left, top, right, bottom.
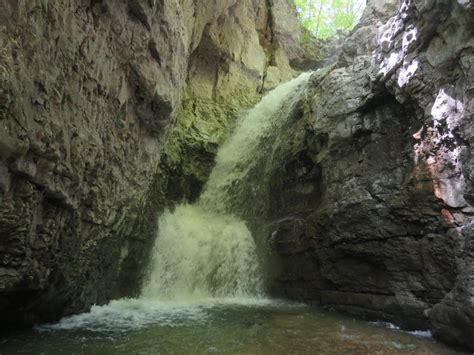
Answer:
152, 88, 261, 206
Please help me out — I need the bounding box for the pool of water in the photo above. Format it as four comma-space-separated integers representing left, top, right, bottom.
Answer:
0, 298, 454, 354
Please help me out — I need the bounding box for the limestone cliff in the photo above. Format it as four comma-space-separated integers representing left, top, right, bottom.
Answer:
0, 0, 305, 326
266, 0, 473, 350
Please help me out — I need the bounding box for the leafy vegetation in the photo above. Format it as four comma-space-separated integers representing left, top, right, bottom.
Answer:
293, 0, 365, 39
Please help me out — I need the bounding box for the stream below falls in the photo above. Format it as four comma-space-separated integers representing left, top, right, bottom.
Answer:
1, 298, 455, 354
0, 74, 457, 354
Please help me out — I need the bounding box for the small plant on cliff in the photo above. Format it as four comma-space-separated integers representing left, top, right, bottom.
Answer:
293, 0, 365, 39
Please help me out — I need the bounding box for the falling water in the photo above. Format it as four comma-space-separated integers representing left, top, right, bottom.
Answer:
6, 72, 454, 354
141, 204, 263, 299
142, 72, 313, 300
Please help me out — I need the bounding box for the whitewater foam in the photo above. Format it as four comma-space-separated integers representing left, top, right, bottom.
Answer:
37, 297, 279, 332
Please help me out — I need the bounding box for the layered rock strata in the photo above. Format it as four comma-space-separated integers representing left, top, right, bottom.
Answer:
269, 0, 473, 350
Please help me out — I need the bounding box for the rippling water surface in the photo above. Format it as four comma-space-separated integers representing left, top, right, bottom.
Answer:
1, 298, 454, 354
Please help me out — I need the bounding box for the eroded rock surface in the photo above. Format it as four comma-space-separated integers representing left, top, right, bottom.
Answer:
267, 0, 473, 350
0, 0, 305, 326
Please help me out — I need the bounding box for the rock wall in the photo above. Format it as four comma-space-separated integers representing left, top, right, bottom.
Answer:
268, 0, 473, 350
0, 0, 305, 326
154, 0, 313, 206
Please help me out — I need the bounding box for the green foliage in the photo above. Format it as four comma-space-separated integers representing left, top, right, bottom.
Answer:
293, 0, 365, 39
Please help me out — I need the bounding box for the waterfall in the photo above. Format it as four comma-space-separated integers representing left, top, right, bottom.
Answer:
142, 72, 312, 301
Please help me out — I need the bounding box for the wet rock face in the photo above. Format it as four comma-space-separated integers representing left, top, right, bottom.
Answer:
0, 0, 304, 326
270, 0, 473, 350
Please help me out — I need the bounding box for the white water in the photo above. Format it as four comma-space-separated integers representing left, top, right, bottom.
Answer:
31, 73, 444, 355
141, 205, 262, 299
38, 297, 278, 332
142, 72, 313, 300
38, 73, 313, 331
201, 71, 313, 213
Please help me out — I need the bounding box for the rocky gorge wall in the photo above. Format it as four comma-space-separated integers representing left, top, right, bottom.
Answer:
0, 0, 307, 326
267, 0, 473, 350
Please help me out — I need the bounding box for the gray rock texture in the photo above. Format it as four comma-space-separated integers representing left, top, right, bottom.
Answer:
267, 0, 474, 350
0, 0, 306, 326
